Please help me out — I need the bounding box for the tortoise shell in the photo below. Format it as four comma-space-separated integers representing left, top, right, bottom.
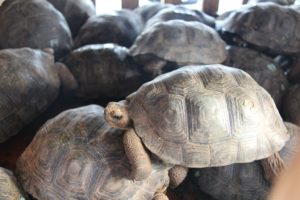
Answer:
247, 0, 295, 5
16, 105, 170, 200
0, 48, 62, 143
0, 167, 26, 200
0, 0, 73, 59
134, 2, 173, 23
283, 84, 300, 126
74, 9, 143, 48
145, 6, 215, 29
129, 20, 227, 66
225, 46, 289, 109
190, 122, 300, 200
126, 64, 288, 167
47, 0, 96, 37
216, 3, 300, 54
63, 44, 145, 99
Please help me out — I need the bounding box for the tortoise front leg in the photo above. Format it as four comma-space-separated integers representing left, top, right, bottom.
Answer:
168, 165, 188, 189
152, 192, 169, 200
261, 151, 285, 183
123, 128, 152, 181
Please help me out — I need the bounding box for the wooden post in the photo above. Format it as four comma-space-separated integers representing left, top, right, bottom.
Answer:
122, 0, 139, 9
202, 0, 219, 17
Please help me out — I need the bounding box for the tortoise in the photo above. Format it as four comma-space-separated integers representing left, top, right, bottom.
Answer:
0, 167, 26, 200
134, 2, 173, 24
0, 0, 73, 59
190, 122, 300, 200
74, 9, 144, 48
63, 43, 145, 99
129, 20, 227, 77
47, 0, 96, 37
225, 46, 289, 109
144, 6, 215, 30
283, 84, 300, 126
216, 3, 300, 55
16, 105, 172, 200
104, 64, 289, 184
247, 0, 295, 5
0, 47, 77, 143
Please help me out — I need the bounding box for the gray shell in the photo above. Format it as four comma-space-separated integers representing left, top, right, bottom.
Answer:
134, 3, 173, 23
63, 44, 144, 99
0, 48, 61, 143
74, 9, 143, 48
0, 0, 73, 59
248, 0, 295, 5
190, 122, 300, 200
129, 20, 227, 66
225, 46, 289, 109
47, 0, 96, 37
127, 64, 288, 168
145, 6, 215, 29
0, 167, 26, 200
216, 3, 300, 54
16, 105, 170, 200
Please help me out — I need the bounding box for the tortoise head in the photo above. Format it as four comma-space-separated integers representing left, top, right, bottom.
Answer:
104, 101, 131, 129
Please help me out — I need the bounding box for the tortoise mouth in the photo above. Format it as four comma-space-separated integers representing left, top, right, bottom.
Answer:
104, 101, 131, 129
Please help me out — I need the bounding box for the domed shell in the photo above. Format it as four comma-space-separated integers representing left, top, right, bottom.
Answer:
0, 167, 26, 200
225, 46, 289, 109
145, 6, 215, 29
216, 3, 300, 54
47, 0, 96, 37
127, 64, 288, 167
134, 2, 173, 23
129, 20, 227, 65
16, 105, 170, 200
0, 0, 73, 59
0, 48, 61, 143
63, 44, 145, 99
190, 122, 300, 200
74, 10, 143, 48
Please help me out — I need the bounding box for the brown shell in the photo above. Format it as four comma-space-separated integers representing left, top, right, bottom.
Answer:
0, 167, 26, 200
129, 20, 227, 66
63, 44, 145, 99
47, 0, 96, 37
0, 0, 73, 59
145, 6, 215, 29
225, 46, 289, 109
190, 122, 300, 200
16, 105, 170, 200
216, 3, 300, 54
127, 64, 288, 167
74, 10, 144, 48
283, 84, 300, 126
0, 48, 61, 143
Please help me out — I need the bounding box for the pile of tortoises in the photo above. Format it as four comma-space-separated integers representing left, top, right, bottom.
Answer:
1, 0, 300, 199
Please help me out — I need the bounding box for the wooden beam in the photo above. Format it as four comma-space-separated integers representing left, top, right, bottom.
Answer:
122, 0, 139, 9
202, 0, 219, 17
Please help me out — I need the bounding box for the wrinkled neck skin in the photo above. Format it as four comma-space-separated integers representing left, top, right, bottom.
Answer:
104, 100, 133, 129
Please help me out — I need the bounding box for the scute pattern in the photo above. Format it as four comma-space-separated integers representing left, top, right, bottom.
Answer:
216, 3, 300, 54
0, 48, 60, 143
16, 105, 170, 200
129, 20, 227, 65
190, 122, 300, 200
0, 167, 26, 200
127, 64, 288, 167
